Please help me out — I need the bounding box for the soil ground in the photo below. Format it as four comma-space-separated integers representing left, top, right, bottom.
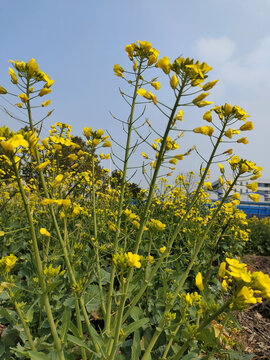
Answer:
238, 256, 270, 359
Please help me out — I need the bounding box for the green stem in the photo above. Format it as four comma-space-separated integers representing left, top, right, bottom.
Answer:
141, 176, 240, 360
12, 159, 65, 360
122, 113, 231, 323
108, 277, 128, 360
204, 218, 231, 285
91, 154, 106, 318
108, 75, 189, 360
14, 300, 36, 351
74, 296, 87, 360
105, 58, 143, 334
172, 299, 232, 360
26, 82, 99, 355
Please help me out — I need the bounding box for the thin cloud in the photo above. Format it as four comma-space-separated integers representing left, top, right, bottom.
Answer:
196, 36, 236, 64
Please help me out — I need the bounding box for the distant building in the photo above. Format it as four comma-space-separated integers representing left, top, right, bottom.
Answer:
211, 178, 270, 218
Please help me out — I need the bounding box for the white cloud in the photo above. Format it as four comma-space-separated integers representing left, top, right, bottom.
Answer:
196, 36, 236, 64
195, 35, 270, 176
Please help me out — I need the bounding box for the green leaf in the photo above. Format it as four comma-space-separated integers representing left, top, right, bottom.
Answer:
220, 350, 254, 359
181, 353, 200, 360
130, 306, 143, 321
0, 342, 5, 357
197, 327, 217, 348
67, 334, 101, 358
27, 351, 50, 360
123, 318, 149, 340
0, 306, 15, 324
85, 285, 100, 312
131, 330, 141, 360
69, 321, 80, 338
60, 307, 72, 344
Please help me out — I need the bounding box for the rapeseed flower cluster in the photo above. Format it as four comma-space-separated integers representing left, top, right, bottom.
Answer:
218, 258, 270, 308
113, 251, 142, 269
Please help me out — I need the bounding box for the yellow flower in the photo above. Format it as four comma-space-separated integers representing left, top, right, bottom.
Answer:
202, 80, 218, 91
237, 137, 248, 144
18, 93, 29, 103
170, 74, 178, 89
223, 148, 233, 155
203, 111, 212, 122
246, 182, 258, 192
9, 67, 18, 84
27, 58, 39, 76
236, 286, 257, 305
39, 88, 51, 97
51, 174, 63, 188
141, 152, 148, 159
204, 182, 213, 191
113, 64, 124, 77
218, 263, 226, 279
195, 272, 204, 291
35, 160, 50, 171
44, 264, 61, 278
148, 48, 159, 66
248, 194, 260, 202
222, 280, 228, 291
149, 219, 166, 231
232, 193, 241, 200
174, 154, 183, 160
192, 92, 209, 104
137, 89, 157, 104
3, 254, 17, 272
1, 134, 29, 153
218, 176, 223, 185
40, 228, 51, 237
252, 271, 270, 298
42, 100, 51, 107
240, 121, 254, 131
125, 43, 136, 60
224, 103, 233, 116
96, 129, 104, 138
0, 86, 7, 94
133, 60, 138, 71
151, 81, 161, 90
159, 246, 166, 254
193, 126, 214, 136
45, 79, 54, 88
218, 164, 224, 174
174, 109, 184, 121
102, 140, 111, 148
83, 126, 92, 140
186, 293, 193, 306
126, 252, 141, 268
169, 158, 177, 165
224, 128, 233, 139
155, 56, 170, 74
137, 40, 152, 52
196, 101, 213, 108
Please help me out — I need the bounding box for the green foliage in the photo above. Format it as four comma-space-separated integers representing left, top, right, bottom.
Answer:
244, 217, 270, 255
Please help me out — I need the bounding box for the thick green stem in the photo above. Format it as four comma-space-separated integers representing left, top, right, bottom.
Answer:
74, 296, 87, 360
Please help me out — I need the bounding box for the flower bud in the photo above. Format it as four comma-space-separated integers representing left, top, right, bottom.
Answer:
170, 74, 178, 89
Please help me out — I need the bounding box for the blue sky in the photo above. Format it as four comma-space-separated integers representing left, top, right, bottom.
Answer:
0, 0, 269, 184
